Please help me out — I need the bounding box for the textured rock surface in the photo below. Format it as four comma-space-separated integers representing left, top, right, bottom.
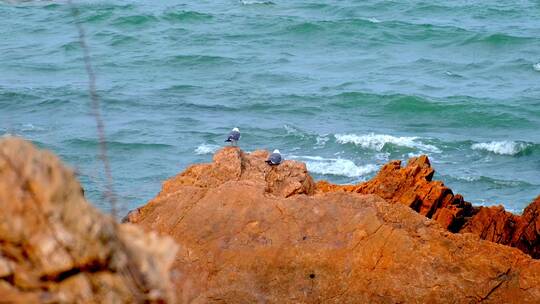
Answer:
315, 155, 540, 258
161, 147, 314, 198
0, 137, 178, 303
316, 155, 474, 231
129, 147, 540, 303
461, 196, 540, 259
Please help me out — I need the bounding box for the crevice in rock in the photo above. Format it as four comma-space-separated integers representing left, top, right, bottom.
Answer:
40, 261, 105, 283
479, 268, 512, 302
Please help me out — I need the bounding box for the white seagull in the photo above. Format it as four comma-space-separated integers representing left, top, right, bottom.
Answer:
225, 127, 241, 146
265, 149, 282, 166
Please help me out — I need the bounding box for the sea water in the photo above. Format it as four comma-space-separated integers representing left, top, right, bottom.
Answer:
1, 0, 539, 215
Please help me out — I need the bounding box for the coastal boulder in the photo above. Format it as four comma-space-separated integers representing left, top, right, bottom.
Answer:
316, 155, 474, 231
315, 155, 540, 258
128, 147, 540, 303
162, 146, 314, 198
0, 137, 178, 303
460, 196, 540, 258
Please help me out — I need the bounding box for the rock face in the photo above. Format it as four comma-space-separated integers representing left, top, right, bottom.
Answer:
128, 147, 540, 303
316, 155, 540, 258
461, 196, 540, 259
316, 155, 474, 231
0, 137, 178, 303
159, 147, 315, 198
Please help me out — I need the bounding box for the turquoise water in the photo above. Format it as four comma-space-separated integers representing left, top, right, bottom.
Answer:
1, 0, 539, 215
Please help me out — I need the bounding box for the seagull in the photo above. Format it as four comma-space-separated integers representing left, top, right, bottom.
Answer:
265, 149, 282, 166
225, 127, 241, 146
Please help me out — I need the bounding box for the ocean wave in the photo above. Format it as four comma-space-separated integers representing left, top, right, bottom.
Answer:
534, 63, 540, 71
315, 135, 329, 147
165, 54, 237, 67
162, 84, 203, 92
285, 22, 325, 34
112, 14, 158, 27
335, 133, 441, 153
20, 123, 46, 132
109, 34, 137, 47
444, 70, 464, 78
169, 102, 234, 112
64, 139, 174, 150
459, 33, 534, 47
452, 175, 480, 182
290, 155, 378, 178
331, 92, 533, 129
283, 124, 307, 137
280, 18, 379, 36
445, 174, 535, 187
162, 10, 213, 22
239, 0, 275, 5
366, 17, 381, 23
471, 141, 530, 155
194, 143, 220, 155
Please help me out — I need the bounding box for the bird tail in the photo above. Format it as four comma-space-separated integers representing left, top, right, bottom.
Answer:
225, 139, 231, 142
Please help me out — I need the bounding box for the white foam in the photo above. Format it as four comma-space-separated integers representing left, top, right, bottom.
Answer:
533, 63, 540, 71
471, 141, 528, 155
375, 152, 390, 162
367, 17, 381, 23
289, 155, 378, 178
315, 135, 329, 147
407, 152, 424, 158
454, 175, 480, 182
283, 124, 306, 138
239, 0, 274, 5
335, 133, 441, 153
21, 123, 45, 132
194, 144, 220, 155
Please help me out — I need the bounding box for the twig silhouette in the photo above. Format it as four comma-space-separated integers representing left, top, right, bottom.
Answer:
67, 1, 118, 219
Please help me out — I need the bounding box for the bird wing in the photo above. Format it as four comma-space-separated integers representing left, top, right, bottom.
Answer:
269, 153, 281, 164
230, 130, 240, 141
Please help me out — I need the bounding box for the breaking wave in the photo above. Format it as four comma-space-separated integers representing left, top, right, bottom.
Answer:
471, 141, 531, 156
239, 0, 275, 5
195, 143, 220, 155
335, 133, 441, 153
290, 155, 378, 178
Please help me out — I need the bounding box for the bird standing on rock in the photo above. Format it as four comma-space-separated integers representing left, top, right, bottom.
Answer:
266, 149, 282, 166
225, 127, 241, 146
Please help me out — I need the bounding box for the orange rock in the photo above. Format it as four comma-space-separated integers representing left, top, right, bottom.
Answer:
460, 196, 540, 258
315, 155, 540, 258
316, 155, 473, 231
158, 147, 314, 199
129, 147, 540, 303
0, 137, 178, 303
512, 196, 540, 258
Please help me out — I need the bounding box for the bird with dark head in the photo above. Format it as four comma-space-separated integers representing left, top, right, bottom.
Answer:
225, 127, 240, 146
265, 149, 282, 166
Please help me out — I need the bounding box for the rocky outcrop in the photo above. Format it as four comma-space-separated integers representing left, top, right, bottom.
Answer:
162, 147, 314, 198
0, 137, 178, 303
316, 155, 475, 231
316, 155, 540, 258
128, 147, 540, 303
461, 196, 540, 259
